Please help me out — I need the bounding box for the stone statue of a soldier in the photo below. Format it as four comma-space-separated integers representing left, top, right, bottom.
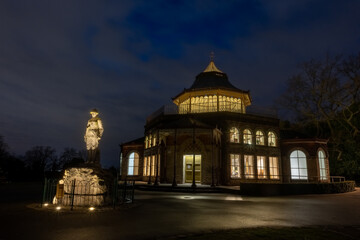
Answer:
84, 108, 104, 165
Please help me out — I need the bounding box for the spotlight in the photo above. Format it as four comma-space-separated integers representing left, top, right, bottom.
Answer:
89, 207, 95, 211
56, 206, 61, 211
43, 203, 49, 207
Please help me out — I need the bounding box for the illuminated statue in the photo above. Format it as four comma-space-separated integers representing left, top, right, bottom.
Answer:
84, 109, 104, 164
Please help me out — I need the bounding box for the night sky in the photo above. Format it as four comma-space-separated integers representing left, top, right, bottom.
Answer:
1, 0, 359, 167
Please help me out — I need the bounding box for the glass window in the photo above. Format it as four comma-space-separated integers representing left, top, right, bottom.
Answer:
243, 129, 252, 144
318, 149, 327, 181
230, 127, 239, 143
244, 155, 254, 179
147, 157, 151, 176
230, 154, 240, 178
127, 152, 139, 175
151, 155, 155, 176
149, 134, 152, 148
256, 131, 265, 145
269, 157, 279, 179
145, 136, 148, 149
268, 132, 277, 147
157, 154, 161, 176
153, 135, 156, 147
290, 150, 308, 180
143, 156, 147, 176
257, 156, 267, 179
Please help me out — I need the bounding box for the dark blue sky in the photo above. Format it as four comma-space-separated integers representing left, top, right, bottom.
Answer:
0, 0, 359, 167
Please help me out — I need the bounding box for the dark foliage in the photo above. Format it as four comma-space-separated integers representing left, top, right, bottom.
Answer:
278, 53, 360, 181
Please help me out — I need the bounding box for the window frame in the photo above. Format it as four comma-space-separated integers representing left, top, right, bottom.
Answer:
255, 130, 265, 145
290, 150, 308, 180
229, 127, 240, 143
269, 156, 279, 179
230, 154, 241, 178
127, 152, 139, 176
243, 129, 252, 145
244, 155, 254, 179
257, 156, 267, 179
268, 131, 277, 147
318, 149, 327, 181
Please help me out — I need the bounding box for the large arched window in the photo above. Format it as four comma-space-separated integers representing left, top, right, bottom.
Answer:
149, 134, 152, 148
268, 131, 277, 147
256, 130, 265, 145
318, 149, 327, 181
290, 150, 307, 180
128, 152, 139, 175
243, 129, 252, 144
230, 127, 239, 143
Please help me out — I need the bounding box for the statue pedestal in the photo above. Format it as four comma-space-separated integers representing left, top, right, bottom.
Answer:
54, 165, 112, 206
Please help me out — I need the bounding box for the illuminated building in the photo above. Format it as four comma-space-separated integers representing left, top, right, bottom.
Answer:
120, 60, 330, 186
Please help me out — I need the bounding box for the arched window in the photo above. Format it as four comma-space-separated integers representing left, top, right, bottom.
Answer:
145, 136, 148, 149
243, 129, 252, 144
256, 131, 265, 145
128, 152, 139, 175
318, 149, 327, 181
149, 134, 152, 148
268, 131, 277, 147
230, 127, 239, 143
290, 150, 307, 180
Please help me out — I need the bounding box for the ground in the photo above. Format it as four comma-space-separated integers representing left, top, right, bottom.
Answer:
0, 182, 359, 240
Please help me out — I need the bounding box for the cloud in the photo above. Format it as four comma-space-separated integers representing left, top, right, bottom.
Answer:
0, 0, 359, 166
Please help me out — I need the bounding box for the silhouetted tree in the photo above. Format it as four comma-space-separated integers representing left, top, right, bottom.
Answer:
25, 146, 57, 180
279, 53, 360, 181
59, 147, 85, 169
0, 135, 9, 161
0, 136, 27, 181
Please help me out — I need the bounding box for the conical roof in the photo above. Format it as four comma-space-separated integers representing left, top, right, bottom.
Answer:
172, 59, 251, 107
189, 60, 238, 90
203, 60, 223, 73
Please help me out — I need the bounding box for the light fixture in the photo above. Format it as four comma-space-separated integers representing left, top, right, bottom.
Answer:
89, 207, 95, 211
43, 203, 49, 207
56, 206, 61, 211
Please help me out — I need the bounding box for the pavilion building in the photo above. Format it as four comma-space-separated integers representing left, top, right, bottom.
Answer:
120, 60, 330, 186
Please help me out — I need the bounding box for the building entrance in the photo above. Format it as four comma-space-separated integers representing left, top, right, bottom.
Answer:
183, 155, 201, 183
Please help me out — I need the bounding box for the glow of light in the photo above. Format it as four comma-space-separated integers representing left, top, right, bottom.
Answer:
56, 206, 61, 211
181, 196, 193, 200
43, 203, 49, 207
89, 207, 95, 211
59, 180, 64, 184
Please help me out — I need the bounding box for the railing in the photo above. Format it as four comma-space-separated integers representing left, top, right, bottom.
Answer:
42, 178, 135, 210
146, 104, 278, 123
330, 176, 346, 182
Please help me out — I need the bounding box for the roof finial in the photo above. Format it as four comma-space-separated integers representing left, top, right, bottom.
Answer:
210, 51, 215, 62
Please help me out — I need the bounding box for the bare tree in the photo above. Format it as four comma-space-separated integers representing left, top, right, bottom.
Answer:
25, 146, 57, 179
59, 147, 85, 169
279, 53, 360, 164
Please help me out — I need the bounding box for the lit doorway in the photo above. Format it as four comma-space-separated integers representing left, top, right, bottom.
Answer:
183, 155, 201, 183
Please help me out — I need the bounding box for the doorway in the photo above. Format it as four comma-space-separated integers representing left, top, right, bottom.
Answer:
183, 155, 201, 183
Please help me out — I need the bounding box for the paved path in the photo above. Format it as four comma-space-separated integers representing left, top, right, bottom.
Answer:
0, 183, 359, 240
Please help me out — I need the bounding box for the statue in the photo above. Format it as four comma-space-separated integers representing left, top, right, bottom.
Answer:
84, 109, 104, 165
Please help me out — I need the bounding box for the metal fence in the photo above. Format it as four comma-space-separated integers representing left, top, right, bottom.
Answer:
42, 178, 135, 210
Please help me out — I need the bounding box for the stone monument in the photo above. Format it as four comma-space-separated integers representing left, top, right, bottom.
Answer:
54, 109, 112, 207
84, 108, 104, 165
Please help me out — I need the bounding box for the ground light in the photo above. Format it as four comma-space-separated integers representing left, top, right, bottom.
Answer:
56, 206, 61, 211
43, 203, 49, 207
89, 207, 95, 211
